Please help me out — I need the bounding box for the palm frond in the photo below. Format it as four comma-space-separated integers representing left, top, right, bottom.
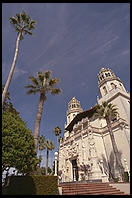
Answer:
29, 76, 39, 87
16, 13, 21, 23
53, 126, 61, 136
28, 20, 36, 30
9, 11, 36, 39
15, 26, 20, 32
23, 30, 33, 35
37, 72, 45, 84
26, 89, 40, 95
94, 101, 119, 122
46, 140, 55, 150
25, 84, 38, 89
21, 11, 30, 24
49, 78, 59, 87
44, 70, 51, 79
39, 135, 47, 150
50, 88, 61, 95
9, 17, 18, 25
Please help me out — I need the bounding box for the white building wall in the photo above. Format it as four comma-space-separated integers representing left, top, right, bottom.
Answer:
109, 96, 130, 125
93, 134, 107, 160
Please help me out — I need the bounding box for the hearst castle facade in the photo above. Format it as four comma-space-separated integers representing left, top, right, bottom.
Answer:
58, 68, 130, 183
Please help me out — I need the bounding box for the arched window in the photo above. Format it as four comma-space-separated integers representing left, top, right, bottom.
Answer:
111, 83, 116, 89
103, 86, 107, 95
119, 83, 124, 91
72, 104, 76, 108
105, 73, 108, 77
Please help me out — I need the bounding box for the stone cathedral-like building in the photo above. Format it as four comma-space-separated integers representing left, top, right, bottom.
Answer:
58, 68, 130, 183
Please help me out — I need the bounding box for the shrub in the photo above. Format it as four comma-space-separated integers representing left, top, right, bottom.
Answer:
113, 177, 119, 183
2, 175, 58, 195
123, 172, 129, 182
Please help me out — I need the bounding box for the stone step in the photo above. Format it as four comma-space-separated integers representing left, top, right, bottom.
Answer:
62, 185, 116, 190
59, 182, 109, 186
59, 182, 127, 195
63, 188, 121, 193
60, 184, 110, 189
62, 189, 125, 195
62, 185, 113, 189
62, 188, 116, 193
63, 191, 125, 195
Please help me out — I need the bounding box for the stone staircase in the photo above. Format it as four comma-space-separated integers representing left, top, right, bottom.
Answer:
58, 182, 127, 195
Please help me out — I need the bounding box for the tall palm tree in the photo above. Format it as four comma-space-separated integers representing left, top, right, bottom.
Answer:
45, 140, 55, 175
38, 135, 46, 167
53, 126, 61, 149
25, 71, 61, 153
2, 11, 36, 106
94, 101, 124, 180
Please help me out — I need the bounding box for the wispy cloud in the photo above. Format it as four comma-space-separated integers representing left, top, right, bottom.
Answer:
89, 35, 119, 55
13, 67, 28, 79
120, 49, 130, 56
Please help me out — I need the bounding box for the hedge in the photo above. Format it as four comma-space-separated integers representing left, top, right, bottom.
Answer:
2, 175, 59, 195
124, 172, 129, 182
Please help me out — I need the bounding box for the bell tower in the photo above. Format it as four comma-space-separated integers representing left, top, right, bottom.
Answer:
97, 67, 127, 97
66, 97, 83, 126
97, 67, 130, 125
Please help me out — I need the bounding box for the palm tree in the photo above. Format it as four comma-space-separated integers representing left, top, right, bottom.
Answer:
2, 11, 36, 106
25, 71, 61, 153
58, 136, 63, 144
38, 135, 46, 167
45, 140, 55, 175
53, 126, 61, 149
94, 101, 124, 180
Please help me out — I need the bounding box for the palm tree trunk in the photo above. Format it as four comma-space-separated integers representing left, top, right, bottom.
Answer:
107, 120, 124, 178
2, 31, 22, 106
34, 93, 45, 153
39, 150, 42, 167
46, 148, 49, 175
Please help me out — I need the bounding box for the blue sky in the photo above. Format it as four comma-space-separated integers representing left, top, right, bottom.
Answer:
2, 3, 130, 168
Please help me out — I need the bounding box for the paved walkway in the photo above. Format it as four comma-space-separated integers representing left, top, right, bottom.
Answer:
109, 183, 130, 195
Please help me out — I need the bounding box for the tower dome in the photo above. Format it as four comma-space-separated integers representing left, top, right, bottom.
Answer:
97, 67, 117, 86
66, 97, 83, 126
97, 67, 127, 98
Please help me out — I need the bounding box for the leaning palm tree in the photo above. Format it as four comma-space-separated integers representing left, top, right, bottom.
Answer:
2, 11, 36, 106
25, 71, 61, 153
94, 101, 124, 181
45, 140, 55, 175
38, 135, 46, 167
53, 126, 61, 149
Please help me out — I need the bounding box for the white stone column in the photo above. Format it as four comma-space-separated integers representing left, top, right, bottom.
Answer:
54, 152, 58, 176
73, 167, 76, 181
